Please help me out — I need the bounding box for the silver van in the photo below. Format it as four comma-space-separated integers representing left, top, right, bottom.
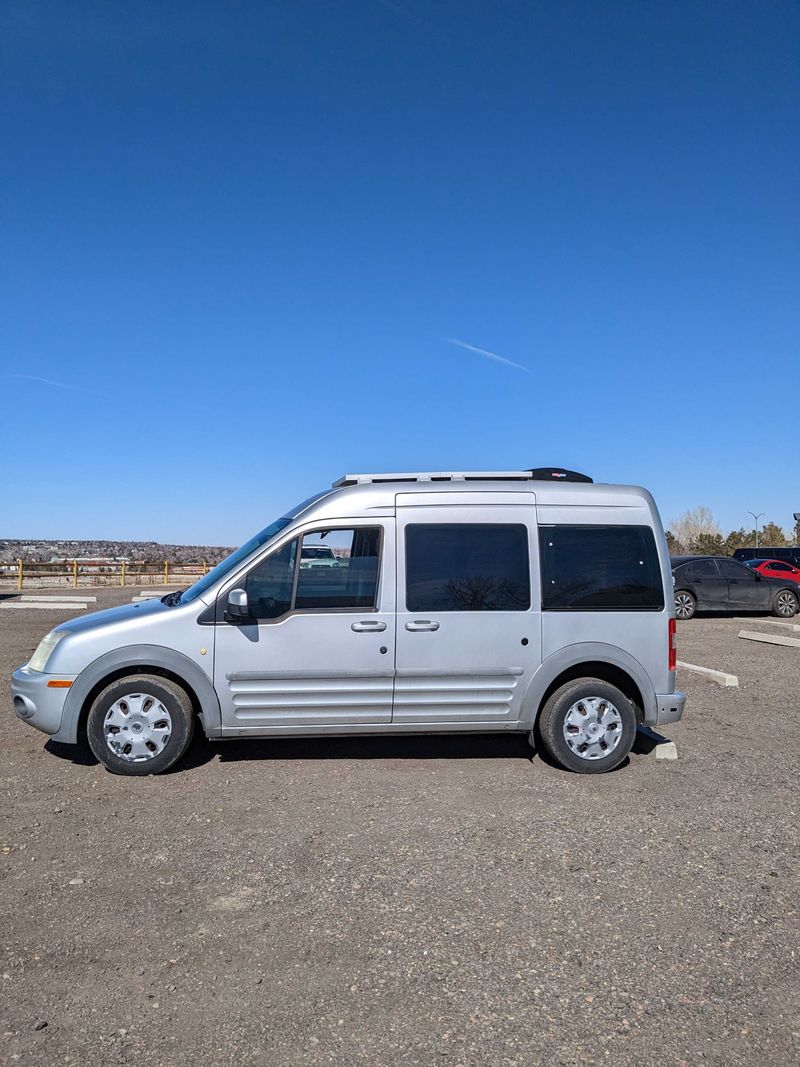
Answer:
11, 469, 685, 776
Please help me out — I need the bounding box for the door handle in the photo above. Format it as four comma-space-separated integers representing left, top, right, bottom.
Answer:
405, 620, 440, 632
351, 620, 387, 632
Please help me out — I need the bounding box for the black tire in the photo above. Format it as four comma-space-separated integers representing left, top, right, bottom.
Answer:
674, 590, 696, 620
772, 588, 799, 618
536, 677, 638, 774
86, 674, 195, 776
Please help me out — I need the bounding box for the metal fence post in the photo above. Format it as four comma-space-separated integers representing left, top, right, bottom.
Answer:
121, 560, 126, 587
164, 560, 169, 585
73, 560, 78, 589
18, 558, 23, 591
202, 559, 207, 575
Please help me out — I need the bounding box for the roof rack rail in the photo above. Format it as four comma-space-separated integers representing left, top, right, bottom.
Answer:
332, 468, 593, 488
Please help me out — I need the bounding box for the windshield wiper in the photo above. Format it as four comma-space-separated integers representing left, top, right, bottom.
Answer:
161, 589, 184, 606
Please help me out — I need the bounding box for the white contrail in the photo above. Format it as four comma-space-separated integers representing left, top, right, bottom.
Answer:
445, 337, 532, 375
3, 374, 102, 395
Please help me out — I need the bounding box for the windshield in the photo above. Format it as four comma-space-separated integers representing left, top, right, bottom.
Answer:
179, 518, 292, 604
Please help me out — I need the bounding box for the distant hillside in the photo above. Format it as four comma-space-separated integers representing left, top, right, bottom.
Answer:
0, 539, 234, 564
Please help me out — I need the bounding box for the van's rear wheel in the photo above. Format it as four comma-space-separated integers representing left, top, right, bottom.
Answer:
536, 678, 637, 774
86, 674, 195, 776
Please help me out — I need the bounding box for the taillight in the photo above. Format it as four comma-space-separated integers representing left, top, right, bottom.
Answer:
669, 617, 677, 672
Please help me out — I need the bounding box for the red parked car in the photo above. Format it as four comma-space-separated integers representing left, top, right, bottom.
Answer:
744, 558, 800, 584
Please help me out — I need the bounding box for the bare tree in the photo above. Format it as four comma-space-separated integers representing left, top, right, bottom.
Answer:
670, 507, 720, 550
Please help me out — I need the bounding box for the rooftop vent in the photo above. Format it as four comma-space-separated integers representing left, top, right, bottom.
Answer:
527, 467, 593, 483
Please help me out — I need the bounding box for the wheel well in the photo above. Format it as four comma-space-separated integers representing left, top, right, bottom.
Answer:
77, 666, 202, 742
536, 662, 645, 724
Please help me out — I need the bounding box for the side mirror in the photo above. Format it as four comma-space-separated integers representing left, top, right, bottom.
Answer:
754, 571, 761, 581
225, 587, 251, 622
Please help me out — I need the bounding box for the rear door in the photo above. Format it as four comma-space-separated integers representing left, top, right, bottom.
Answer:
394, 493, 539, 725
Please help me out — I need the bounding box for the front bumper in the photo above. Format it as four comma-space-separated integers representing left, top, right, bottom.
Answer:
654, 689, 686, 726
11, 666, 76, 736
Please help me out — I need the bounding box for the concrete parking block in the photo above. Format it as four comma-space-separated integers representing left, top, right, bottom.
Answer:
0, 602, 87, 611
20, 595, 97, 603
655, 741, 678, 760
676, 660, 739, 687
756, 618, 800, 633
738, 629, 800, 649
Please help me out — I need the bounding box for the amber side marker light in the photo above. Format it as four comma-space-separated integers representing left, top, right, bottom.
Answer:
46, 680, 73, 688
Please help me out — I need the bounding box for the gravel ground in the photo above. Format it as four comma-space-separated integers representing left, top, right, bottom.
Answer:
1, 590, 799, 1065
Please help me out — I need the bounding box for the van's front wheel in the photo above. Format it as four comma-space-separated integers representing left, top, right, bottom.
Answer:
536, 678, 637, 774
86, 674, 195, 776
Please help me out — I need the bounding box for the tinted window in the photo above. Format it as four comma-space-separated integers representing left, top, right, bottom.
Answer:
717, 559, 755, 580
679, 559, 720, 579
767, 561, 790, 572
245, 537, 298, 619
406, 524, 530, 612
295, 529, 380, 609
540, 525, 664, 610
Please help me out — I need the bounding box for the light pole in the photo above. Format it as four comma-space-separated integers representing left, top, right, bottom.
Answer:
748, 511, 764, 549
793, 512, 800, 546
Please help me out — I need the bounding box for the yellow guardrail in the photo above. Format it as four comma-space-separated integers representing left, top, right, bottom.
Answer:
4, 560, 211, 590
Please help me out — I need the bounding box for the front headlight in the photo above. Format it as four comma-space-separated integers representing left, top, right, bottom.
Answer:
28, 631, 67, 672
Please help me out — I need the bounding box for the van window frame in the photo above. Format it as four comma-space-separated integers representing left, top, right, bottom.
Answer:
403, 521, 532, 613
538, 523, 665, 612
212, 523, 385, 624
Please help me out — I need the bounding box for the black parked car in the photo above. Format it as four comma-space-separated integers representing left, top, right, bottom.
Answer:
671, 556, 800, 620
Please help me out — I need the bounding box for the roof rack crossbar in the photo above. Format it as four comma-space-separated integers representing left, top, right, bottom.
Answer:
332, 468, 592, 488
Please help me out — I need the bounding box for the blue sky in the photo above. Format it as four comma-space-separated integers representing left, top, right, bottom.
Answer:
2, 0, 798, 544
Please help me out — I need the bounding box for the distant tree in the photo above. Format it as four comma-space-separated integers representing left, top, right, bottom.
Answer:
689, 531, 725, 556
758, 522, 787, 547
670, 507, 720, 550
665, 530, 679, 553
724, 527, 754, 555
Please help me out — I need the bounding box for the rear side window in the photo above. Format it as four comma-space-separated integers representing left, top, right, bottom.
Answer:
540, 525, 664, 610
680, 559, 720, 579
405, 524, 530, 611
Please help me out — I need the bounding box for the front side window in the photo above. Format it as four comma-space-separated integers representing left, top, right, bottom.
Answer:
405, 524, 530, 612
295, 529, 381, 609
243, 527, 381, 620
540, 525, 664, 610
245, 537, 298, 619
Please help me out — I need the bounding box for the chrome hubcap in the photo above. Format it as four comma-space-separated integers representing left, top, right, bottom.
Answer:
777, 593, 796, 617
563, 696, 623, 761
675, 593, 693, 619
103, 693, 172, 762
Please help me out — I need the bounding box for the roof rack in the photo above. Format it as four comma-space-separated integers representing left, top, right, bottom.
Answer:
332, 468, 593, 488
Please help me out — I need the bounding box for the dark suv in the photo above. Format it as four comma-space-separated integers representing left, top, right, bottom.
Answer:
671, 556, 800, 620
733, 546, 800, 566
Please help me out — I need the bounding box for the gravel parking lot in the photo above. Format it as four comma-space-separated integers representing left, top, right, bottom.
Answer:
2, 590, 799, 1066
